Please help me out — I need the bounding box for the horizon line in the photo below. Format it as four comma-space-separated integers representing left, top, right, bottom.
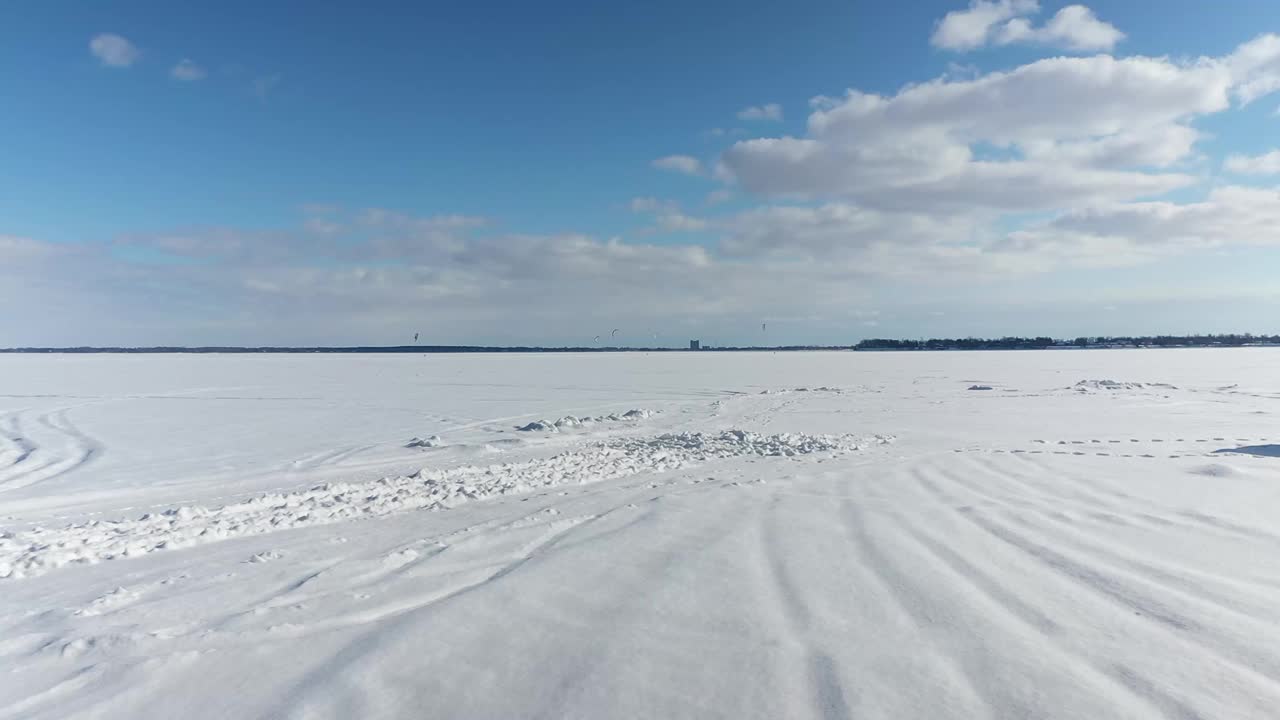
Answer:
5, 333, 1280, 354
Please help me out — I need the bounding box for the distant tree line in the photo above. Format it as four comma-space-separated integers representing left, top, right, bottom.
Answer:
855, 334, 1280, 351
856, 337, 1055, 351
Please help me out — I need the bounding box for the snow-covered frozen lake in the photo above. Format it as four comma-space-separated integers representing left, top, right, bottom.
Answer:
3, 350, 1280, 718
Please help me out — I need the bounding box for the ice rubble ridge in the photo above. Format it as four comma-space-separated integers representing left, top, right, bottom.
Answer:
515, 408, 656, 432
1072, 380, 1178, 391
757, 387, 842, 395
0, 429, 891, 579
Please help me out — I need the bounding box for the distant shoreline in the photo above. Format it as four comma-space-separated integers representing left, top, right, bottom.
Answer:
3, 336, 1279, 355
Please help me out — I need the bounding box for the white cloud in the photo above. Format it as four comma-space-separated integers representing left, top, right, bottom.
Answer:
725, 138, 1193, 212
932, 2, 1122, 53
737, 103, 783, 121
89, 33, 140, 68
651, 155, 703, 175
721, 53, 1227, 211
931, 0, 1039, 51
701, 35, 1280, 287
170, 59, 207, 81
998, 186, 1280, 266
7, 180, 1280, 345
79, 210, 848, 329
58, 218, 841, 344
720, 203, 969, 263
1224, 150, 1280, 175
995, 5, 1124, 52
1019, 124, 1201, 168
1226, 34, 1280, 104
808, 56, 1227, 144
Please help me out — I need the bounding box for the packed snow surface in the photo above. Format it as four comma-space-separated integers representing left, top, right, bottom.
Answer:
3, 350, 1280, 718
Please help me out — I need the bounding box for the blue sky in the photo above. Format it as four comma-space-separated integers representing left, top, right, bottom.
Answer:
2, 1, 1280, 345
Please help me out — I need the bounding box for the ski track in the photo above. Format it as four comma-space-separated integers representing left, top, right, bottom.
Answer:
968, 455, 1280, 590
967, 452, 1280, 561
908, 467, 1280, 717
0, 411, 36, 466
0, 409, 101, 493
757, 497, 855, 720
288, 444, 377, 472
909, 458, 1280, 709
955, 506, 1280, 687
876, 502, 1213, 720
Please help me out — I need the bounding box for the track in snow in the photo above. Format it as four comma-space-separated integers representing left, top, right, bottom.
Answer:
0, 409, 101, 493
0, 429, 890, 579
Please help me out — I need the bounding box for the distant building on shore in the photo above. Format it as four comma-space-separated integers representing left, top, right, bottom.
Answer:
689, 340, 701, 351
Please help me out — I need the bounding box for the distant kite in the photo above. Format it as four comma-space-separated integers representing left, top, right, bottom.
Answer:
761, 323, 766, 333
594, 335, 601, 343
611, 328, 619, 338
414, 332, 419, 343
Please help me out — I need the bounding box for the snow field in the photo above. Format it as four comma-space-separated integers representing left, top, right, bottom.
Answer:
3, 350, 1280, 718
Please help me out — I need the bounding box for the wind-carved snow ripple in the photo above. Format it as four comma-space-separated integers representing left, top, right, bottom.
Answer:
0, 429, 892, 579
